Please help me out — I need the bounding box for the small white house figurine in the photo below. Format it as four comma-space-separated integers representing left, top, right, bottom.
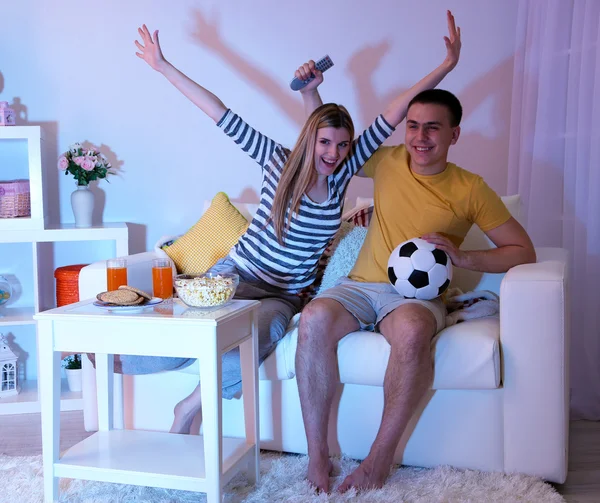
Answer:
0, 102, 15, 126
0, 334, 19, 397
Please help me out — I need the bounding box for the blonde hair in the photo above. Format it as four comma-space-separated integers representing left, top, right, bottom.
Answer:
269, 103, 354, 244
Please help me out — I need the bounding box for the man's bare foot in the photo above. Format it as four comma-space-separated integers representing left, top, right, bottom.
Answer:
307, 457, 334, 493
338, 456, 392, 493
169, 399, 201, 434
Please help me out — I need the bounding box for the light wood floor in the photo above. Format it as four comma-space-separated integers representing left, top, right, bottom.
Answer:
0, 412, 598, 502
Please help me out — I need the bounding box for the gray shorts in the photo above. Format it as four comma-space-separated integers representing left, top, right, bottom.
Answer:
316, 277, 446, 333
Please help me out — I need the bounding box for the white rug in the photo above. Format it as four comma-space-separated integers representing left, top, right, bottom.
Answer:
0, 452, 565, 502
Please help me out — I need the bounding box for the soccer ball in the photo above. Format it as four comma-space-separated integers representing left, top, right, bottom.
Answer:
387, 238, 453, 300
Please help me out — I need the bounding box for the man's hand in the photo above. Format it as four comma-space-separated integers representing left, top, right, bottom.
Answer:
135, 24, 168, 73
443, 10, 462, 71
421, 232, 467, 268
295, 60, 324, 94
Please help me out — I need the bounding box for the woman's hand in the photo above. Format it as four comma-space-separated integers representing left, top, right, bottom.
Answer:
135, 24, 168, 73
443, 10, 462, 71
421, 232, 467, 268
295, 60, 324, 94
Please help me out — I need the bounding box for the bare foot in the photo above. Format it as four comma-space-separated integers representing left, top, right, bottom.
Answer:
169, 399, 201, 434
307, 457, 334, 493
338, 456, 392, 493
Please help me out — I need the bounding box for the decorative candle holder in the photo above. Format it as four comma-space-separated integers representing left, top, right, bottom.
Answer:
0, 102, 15, 126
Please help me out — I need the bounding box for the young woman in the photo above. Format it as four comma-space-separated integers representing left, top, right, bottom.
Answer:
130, 12, 460, 434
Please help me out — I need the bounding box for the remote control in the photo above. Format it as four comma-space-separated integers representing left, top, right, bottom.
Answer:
290, 55, 334, 91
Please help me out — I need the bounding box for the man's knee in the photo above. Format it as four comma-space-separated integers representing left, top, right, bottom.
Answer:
379, 304, 437, 361
298, 298, 358, 347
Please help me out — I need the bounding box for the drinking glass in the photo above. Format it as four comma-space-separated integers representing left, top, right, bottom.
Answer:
106, 258, 127, 291
152, 258, 173, 299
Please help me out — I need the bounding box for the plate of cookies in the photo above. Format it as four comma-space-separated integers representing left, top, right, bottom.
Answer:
94, 286, 163, 312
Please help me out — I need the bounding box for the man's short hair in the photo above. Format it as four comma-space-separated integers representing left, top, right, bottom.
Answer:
408, 89, 463, 127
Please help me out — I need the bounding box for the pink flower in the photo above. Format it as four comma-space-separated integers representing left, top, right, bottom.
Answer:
73, 156, 85, 166
81, 158, 95, 171
57, 156, 68, 171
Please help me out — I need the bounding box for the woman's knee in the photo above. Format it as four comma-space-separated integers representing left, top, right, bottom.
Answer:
257, 298, 297, 343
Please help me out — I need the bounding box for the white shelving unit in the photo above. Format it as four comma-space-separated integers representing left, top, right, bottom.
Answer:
0, 126, 130, 415
0, 126, 46, 230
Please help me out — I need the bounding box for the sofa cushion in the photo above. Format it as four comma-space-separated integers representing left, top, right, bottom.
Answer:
318, 223, 368, 293
257, 315, 501, 389
164, 192, 249, 274
180, 313, 501, 390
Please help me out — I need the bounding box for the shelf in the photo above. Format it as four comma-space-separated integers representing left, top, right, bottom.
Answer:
0, 125, 45, 231
55, 430, 254, 490
0, 378, 82, 415
1, 123, 130, 418
0, 222, 129, 244
0, 306, 36, 325
0, 125, 45, 140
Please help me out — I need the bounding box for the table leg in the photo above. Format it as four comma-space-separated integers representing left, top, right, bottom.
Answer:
95, 353, 114, 431
38, 319, 61, 502
199, 328, 222, 503
240, 310, 260, 485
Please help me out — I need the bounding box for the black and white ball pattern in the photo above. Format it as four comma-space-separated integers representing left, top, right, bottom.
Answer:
387, 238, 453, 300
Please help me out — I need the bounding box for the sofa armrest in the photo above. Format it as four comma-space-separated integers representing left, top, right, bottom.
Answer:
500, 247, 569, 482
78, 251, 161, 301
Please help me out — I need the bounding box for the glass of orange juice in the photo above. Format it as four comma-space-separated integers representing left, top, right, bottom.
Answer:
106, 258, 128, 291
152, 258, 173, 299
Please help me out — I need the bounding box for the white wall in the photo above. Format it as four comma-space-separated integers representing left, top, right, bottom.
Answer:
1, 0, 519, 254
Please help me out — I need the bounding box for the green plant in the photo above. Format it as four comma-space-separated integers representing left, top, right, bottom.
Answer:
62, 354, 82, 370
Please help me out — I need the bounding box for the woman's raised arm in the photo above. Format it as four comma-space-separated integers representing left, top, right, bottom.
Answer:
135, 24, 227, 123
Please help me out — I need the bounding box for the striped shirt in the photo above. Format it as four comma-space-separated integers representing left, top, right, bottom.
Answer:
217, 109, 394, 293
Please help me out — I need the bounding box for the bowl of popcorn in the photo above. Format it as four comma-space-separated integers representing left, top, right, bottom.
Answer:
174, 273, 239, 310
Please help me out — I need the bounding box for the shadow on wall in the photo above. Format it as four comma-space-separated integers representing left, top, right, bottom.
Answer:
187, 8, 516, 205
9, 103, 129, 232
232, 187, 261, 205
188, 9, 306, 129
0, 69, 145, 255
1, 70, 127, 230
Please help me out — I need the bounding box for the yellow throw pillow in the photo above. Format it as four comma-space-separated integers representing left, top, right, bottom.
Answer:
165, 192, 249, 274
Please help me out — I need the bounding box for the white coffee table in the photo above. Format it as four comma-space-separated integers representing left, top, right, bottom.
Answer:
35, 298, 261, 503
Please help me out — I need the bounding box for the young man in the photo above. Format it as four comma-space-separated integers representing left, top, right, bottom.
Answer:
295, 89, 536, 492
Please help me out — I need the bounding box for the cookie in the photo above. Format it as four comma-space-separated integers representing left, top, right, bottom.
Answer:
97, 289, 140, 305
118, 285, 152, 301
117, 296, 145, 306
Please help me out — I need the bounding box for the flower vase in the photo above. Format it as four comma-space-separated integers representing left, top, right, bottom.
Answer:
71, 184, 94, 228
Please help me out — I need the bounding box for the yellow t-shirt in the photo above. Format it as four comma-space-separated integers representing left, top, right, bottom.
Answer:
350, 145, 512, 283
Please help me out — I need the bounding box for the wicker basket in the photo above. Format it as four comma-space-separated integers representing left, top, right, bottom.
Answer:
54, 264, 89, 307
0, 179, 30, 218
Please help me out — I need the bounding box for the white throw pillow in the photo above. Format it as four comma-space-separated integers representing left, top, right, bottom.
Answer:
318, 223, 368, 293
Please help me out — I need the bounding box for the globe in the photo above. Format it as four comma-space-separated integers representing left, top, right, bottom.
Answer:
0, 275, 12, 307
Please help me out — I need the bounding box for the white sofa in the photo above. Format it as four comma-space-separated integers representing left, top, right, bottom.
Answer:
78, 197, 570, 483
